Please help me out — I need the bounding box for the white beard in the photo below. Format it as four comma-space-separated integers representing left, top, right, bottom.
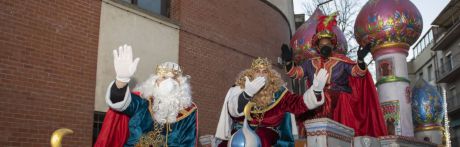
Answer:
135, 75, 192, 124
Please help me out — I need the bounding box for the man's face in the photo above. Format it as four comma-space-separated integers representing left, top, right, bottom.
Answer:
254, 68, 268, 77
153, 75, 181, 98
155, 75, 179, 86
318, 38, 333, 49
318, 38, 333, 57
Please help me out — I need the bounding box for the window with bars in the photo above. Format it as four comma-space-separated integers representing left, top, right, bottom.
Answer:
92, 111, 106, 145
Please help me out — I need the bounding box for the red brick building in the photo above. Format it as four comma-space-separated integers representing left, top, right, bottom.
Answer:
173, 0, 293, 135
0, 0, 101, 146
0, 0, 294, 146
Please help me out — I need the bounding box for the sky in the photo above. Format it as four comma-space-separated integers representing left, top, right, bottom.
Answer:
293, 0, 450, 60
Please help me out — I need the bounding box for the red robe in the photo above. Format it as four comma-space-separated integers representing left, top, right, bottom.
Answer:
291, 54, 388, 137
94, 109, 129, 147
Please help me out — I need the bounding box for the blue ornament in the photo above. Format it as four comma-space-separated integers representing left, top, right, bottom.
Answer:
228, 118, 262, 147
411, 79, 444, 128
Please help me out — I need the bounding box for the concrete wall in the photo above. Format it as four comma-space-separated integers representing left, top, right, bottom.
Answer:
443, 37, 460, 95
407, 44, 437, 86
266, 0, 295, 33
94, 0, 180, 112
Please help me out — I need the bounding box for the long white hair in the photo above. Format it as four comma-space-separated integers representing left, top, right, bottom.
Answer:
134, 74, 192, 123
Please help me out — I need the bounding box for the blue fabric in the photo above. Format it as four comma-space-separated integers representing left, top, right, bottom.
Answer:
275, 113, 295, 147
231, 87, 295, 147
122, 94, 196, 147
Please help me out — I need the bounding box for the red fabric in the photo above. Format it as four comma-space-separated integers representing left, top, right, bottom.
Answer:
333, 72, 388, 137
227, 90, 309, 146
314, 89, 340, 118
94, 91, 140, 147
94, 109, 130, 147
255, 127, 280, 147
312, 13, 338, 48
329, 53, 356, 64
317, 14, 337, 33
232, 90, 309, 127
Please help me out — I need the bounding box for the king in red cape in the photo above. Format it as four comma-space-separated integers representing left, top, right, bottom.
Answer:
281, 12, 388, 137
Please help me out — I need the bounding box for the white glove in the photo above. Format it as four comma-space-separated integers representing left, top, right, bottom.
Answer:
243, 76, 266, 97
304, 89, 325, 110
113, 44, 140, 83
312, 68, 328, 92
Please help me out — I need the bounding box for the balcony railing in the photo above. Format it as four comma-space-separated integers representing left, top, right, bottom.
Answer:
411, 28, 434, 60
437, 52, 460, 82
432, 14, 460, 51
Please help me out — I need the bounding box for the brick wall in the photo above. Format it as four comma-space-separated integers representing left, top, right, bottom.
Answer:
0, 1, 101, 146
171, 0, 292, 136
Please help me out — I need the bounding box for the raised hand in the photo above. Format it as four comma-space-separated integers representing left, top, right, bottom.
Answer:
243, 76, 266, 97
312, 68, 329, 92
357, 43, 372, 61
281, 44, 293, 62
113, 44, 140, 83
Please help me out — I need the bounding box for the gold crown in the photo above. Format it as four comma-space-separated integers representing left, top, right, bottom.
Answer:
251, 57, 271, 70
155, 62, 182, 77
316, 30, 335, 39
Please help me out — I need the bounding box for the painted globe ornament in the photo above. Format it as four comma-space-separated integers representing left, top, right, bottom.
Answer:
354, 0, 423, 57
290, 8, 347, 63
411, 79, 444, 129
228, 118, 261, 147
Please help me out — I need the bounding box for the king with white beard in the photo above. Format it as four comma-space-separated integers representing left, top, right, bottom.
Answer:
95, 44, 197, 147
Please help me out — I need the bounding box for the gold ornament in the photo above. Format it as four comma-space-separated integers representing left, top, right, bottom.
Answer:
251, 57, 271, 71
50, 128, 74, 147
155, 62, 182, 77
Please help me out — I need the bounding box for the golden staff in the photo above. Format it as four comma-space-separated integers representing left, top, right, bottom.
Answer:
244, 102, 256, 121
50, 128, 74, 147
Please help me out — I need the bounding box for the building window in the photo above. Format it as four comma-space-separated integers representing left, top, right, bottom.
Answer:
440, 58, 445, 73
451, 87, 457, 99
427, 64, 433, 81
122, 0, 170, 17
92, 111, 106, 145
449, 87, 457, 110
447, 54, 453, 71
418, 72, 423, 80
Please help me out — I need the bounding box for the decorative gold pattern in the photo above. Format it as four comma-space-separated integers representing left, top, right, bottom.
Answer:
136, 123, 167, 147
156, 64, 182, 77
287, 66, 305, 80
351, 64, 367, 77
176, 103, 197, 121
307, 130, 353, 142
316, 30, 335, 39
371, 42, 410, 54
378, 135, 438, 146
251, 57, 271, 71
312, 58, 338, 84
376, 75, 410, 86
414, 126, 444, 132
244, 102, 256, 121
135, 97, 185, 147
244, 88, 288, 124
250, 87, 288, 113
